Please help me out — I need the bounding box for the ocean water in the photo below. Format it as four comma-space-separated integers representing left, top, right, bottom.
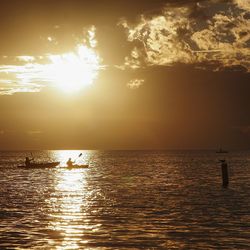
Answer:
0, 150, 250, 249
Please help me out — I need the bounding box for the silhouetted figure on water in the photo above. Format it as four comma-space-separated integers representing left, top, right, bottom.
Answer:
67, 158, 74, 167
25, 157, 33, 167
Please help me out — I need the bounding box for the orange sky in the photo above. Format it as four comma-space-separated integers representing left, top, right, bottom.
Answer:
0, 0, 250, 150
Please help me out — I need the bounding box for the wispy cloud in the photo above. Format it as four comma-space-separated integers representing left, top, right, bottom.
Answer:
127, 79, 144, 89
26, 130, 42, 136
16, 56, 36, 63
119, 0, 250, 71
0, 63, 48, 95
0, 26, 102, 95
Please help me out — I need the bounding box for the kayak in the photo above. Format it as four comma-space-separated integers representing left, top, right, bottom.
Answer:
64, 164, 89, 169
18, 162, 60, 169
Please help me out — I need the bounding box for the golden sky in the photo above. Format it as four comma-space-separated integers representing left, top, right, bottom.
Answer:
0, 0, 249, 149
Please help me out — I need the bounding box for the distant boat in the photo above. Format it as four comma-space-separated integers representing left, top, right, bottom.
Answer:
216, 148, 228, 154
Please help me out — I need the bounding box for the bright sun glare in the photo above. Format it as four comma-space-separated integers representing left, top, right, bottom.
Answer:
46, 45, 101, 93
0, 26, 102, 95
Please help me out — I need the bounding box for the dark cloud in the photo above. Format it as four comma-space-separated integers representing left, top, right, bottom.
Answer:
120, 0, 250, 71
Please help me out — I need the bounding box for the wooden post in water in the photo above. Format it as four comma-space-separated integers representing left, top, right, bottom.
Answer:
220, 160, 229, 188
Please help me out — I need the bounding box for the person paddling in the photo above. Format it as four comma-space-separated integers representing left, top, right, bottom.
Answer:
25, 157, 33, 167
67, 158, 74, 168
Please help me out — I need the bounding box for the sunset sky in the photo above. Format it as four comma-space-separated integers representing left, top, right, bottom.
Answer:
0, 0, 249, 150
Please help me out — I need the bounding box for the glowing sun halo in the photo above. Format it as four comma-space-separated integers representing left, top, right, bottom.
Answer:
46, 45, 101, 93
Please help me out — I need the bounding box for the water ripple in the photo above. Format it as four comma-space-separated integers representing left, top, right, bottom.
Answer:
0, 150, 250, 249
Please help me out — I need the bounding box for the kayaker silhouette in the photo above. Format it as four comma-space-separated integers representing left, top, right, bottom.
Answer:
67, 158, 74, 167
25, 157, 33, 167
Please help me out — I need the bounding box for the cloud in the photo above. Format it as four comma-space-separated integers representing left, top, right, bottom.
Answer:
234, 0, 250, 12
0, 87, 40, 96
16, 56, 36, 63
0, 64, 45, 95
127, 79, 144, 89
26, 130, 42, 136
87, 25, 98, 48
120, 0, 250, 71
0, 27, 102, 95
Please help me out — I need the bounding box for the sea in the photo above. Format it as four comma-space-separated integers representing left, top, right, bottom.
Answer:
0, 150, 249, 249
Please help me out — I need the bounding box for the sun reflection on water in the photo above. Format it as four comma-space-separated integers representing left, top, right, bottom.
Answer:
47, 150, 100, 249
54, 150, 90, 167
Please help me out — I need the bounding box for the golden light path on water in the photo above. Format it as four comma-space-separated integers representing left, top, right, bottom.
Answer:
47, 151, 101, 249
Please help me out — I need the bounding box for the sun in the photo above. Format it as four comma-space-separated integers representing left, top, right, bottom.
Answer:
0, 27, 102, 94
46, 45, 101, 93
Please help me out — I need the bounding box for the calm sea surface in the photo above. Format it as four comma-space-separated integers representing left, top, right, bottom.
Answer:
0, 150, 250, 249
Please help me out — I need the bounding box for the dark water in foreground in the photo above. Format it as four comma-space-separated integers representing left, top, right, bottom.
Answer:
0, 150, 250, 249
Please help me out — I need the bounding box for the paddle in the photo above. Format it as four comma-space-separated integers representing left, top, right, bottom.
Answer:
30, 152, 34, 161
73, 153, 83, 162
